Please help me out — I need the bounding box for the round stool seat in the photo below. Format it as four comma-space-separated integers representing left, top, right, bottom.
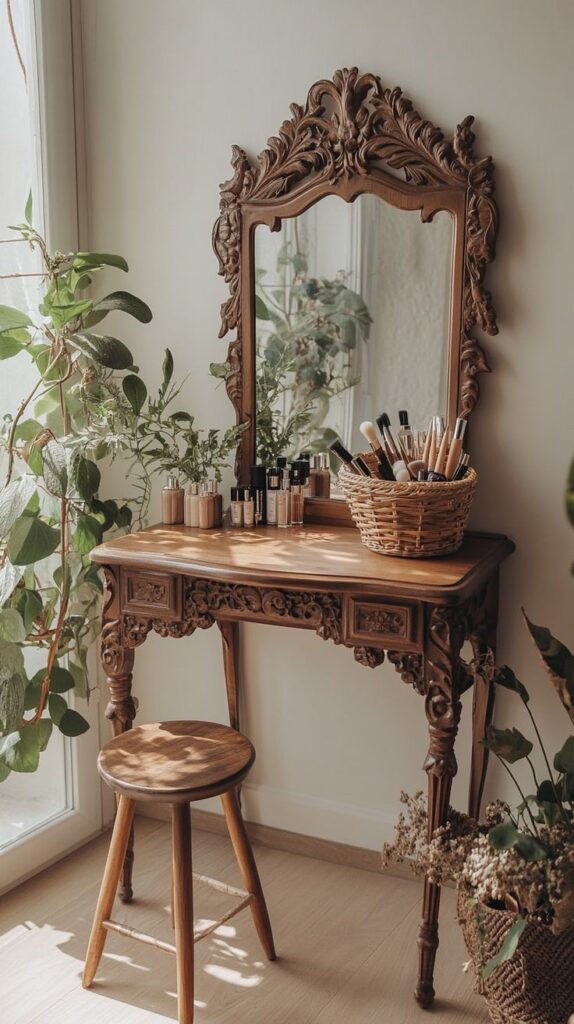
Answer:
98, 720, 255, 803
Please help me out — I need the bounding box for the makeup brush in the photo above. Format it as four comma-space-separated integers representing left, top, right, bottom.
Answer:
422, 418, 435, 470
433, 424, 450, 476
359, 421, 395, 480
370, 417, 410, 482
329, 438, 360, 475
444, 418, 468, 480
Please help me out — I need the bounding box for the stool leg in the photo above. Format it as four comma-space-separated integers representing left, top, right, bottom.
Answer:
172, 802, 194, 1024
221, 788, 276, 961
83, 795, 136, 988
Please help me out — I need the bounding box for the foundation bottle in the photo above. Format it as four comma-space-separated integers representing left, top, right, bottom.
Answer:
198, 481, 215, 529
251, 465, 267, 525
266, 466, 280, 525
277, 468, 291, 528
297, 455, 311, 497
290, 464, 304, 525
184, 482, 200, 527
242, 486, 255, 527
211, 480, 223, 527
310, 453, 331, 499
162, 476, 184, 524
230, 486, 243, 527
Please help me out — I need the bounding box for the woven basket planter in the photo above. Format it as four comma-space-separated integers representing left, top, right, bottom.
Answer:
338, 453, 477, 558
457, 889, 574, 1024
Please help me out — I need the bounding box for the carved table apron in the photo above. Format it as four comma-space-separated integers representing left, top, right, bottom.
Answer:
91, 523, 514, 1008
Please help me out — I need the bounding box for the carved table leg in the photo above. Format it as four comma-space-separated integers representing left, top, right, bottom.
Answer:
101, 566, 137, 903
218, 619, 241, 731
416, 604, 465, 1008
468, 570, 499, 821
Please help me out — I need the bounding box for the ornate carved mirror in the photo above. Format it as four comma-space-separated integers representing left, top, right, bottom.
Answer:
213, 67, 498, 522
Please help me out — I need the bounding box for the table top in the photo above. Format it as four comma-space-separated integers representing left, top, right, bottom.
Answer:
91, 525, 514, 604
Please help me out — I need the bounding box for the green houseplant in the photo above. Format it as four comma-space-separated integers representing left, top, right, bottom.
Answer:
0, 214, 242, 778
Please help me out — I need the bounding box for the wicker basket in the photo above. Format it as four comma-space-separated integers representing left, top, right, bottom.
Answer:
338, 452, 477, 558
457, 889, 574, 1024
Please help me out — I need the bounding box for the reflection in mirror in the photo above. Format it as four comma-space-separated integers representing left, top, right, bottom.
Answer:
254, 194, 454, 493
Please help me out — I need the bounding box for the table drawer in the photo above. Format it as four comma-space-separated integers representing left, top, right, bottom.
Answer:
121, 570, 182, 620
343, 596, 422, 652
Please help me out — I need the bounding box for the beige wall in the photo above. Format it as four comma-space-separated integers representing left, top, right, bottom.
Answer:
79, 0, 574, 846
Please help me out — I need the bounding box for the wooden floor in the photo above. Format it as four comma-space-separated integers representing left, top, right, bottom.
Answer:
0, 816, 487, 1023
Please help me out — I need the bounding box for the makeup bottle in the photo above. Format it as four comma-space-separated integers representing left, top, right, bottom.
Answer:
290, 464, 304, 525
297, 455, 311, 497
398, 410, 415, 461
209, 479, 223, 527
198, 481, 215, 529
184, 482, 200, 527
242, 486, 255, 527
361, 421, 398, 481
277, 468, 291, 528
162, 476, 184, 524
251, 465, 267, 525
310, 453, 331, 498
276, 456, 288, 472
230, 486, 243, 527
266, 466, 280, 525
444, 418, 468, 480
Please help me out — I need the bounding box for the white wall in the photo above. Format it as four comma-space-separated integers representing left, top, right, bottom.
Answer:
79, 0, 574, 848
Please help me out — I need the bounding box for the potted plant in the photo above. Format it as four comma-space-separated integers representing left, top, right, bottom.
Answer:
383, 617, 574, 1024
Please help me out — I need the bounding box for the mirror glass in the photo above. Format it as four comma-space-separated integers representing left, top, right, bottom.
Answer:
254, 193, 454, 494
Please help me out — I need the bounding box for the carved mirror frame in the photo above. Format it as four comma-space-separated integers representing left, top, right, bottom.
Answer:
213, 67, 498, 521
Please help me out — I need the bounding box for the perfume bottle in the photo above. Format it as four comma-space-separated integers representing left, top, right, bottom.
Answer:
277, 468, 291, 528
210, 479, 223, 527
242, 486, 255, 527
290, 464, 304, 525
251, 465, 267, 525
309, 453, 331, 498
162, 476, 184, 524
266, 466, 280, 525
184, 482, 200, 527
198, 481, 215, 529
230, 486, 243, 527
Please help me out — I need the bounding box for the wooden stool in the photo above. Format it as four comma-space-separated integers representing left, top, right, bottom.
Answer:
83, 721, 276, 1023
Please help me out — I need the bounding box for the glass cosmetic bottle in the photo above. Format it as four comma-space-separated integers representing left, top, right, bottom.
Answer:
277, 468, 291, 528
210, 479, 223, 527
290, 464, 304, 525
162, 476, 184, 524
184, 482, 200, 527
242, 486, 255, 527
398, 410, 415, 461
310, 453, 331, 498
266, 466, 280, 525
198, 481, 215, 529
230, 486, 243, 527
251, 465, 267, 525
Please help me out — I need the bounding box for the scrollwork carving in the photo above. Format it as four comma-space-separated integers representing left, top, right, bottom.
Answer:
213, 66, 498, 454
387, 651, 425, 694
353, 646, 385, 668
357, 605, 406, 636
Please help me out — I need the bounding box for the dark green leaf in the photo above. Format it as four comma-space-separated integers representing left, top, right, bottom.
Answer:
58, 709, 89, 737
494, 665, 530, 704
72, 455, 101, 501
540, 801, 561, 826
7, 516, 60, 565
514, 833, 549, 861
481, 915, 526, 979
554, 736, 574, 774
0, 305, 32, 333
91, 291, 152, 324
15, 589, 42, 633
71, 332, 134, 370
42, 440, 68, 497
489, 820, 548, 860
484, 725, 533, 763
122, 374, 147, 414
0, 475, 36, 537
72, 252, 128, 272
48, 692, 67, 726
72, 514, 103, 555
0, 720, 52, 772
0, 609, 26, 643
256, 296, 270, 321
489, 821, 520, 849
29, 665, 75, 695
523, 611, 574, 724
115, 504, 132, 528
161, 348, 174, 393
537, 779, 560, 804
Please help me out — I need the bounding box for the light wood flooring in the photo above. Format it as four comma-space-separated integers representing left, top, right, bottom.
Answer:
0, 816, 488, 1023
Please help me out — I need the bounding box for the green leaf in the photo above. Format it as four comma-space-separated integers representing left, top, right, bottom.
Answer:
90, 291, 152, 324
209, 360, 230, 379
15, 588, 42, 633
537, 779, 560, 804
71, 455, 101, 501
71, 332, 134, 370
0, 305, 32, 333
48, 298, 93, 327
523, 612, 574, 725
0, 609, 26, 643
68, 661, 87, 699
13, 419, 42, 442
48, 692, 67, 726
256, 296, 270, 320
0, 642, 26, 732
0, 475, 36, 537
7, 516, 60, 565
483, 725, 533, 764
122, 374, 147, 414
72, 252, 128, 272
554, 736, 574, 774
58, 708, 89, 737
24, 190, 33, 226
493, 665, 530, 704
481, 915, 526, 979
42, 440, 68, 497
29, 665, 75, 694
0, 333, 25, 359
488, 820, 520, 849
0, 720, 52, 772
115, 504, 132, 529
489, 820, 548, 861
72, 514, 102, 555
161, 348, 174, 394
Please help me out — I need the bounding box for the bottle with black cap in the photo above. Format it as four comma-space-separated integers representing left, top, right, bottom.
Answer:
251, 465, 267, 525
266, 465, 280, 525
398, 410, 415, 460
290, 463, 304, 525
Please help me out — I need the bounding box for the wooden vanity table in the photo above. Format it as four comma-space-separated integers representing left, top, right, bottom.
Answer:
92, 522, 513, 1006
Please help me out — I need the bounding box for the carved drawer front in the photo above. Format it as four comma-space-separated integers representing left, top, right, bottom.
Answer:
121, 570, 182, 620
344, 597, 421, 652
